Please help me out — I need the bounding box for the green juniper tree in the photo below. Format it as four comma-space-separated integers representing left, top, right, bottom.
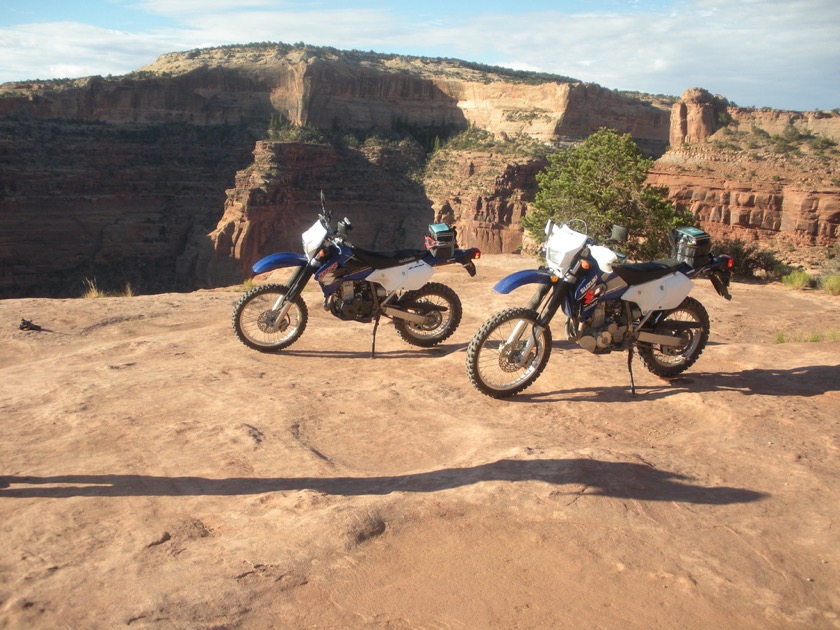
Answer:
523, 128, 695, 259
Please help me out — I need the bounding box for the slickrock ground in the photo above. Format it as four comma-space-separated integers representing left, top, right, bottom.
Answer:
2, 254, 839, 628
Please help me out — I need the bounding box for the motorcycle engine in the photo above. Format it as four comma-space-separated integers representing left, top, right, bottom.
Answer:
574, 302, 629, 354
327, 281, 375, 321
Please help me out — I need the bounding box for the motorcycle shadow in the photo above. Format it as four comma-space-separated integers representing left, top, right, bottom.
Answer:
0, 458, 766, 504
517, 363, 840, 403
282, 341, 468, 359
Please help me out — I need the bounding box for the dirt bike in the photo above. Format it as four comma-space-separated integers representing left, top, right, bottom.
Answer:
232, 193, 481, 356
465, 220, 733, 398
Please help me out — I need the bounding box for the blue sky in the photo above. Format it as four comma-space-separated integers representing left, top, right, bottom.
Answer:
1, 0, 838, 111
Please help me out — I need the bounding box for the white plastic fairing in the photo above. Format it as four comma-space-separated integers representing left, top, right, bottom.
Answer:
367, 260, 434, 292
544, 224, 588, 274
590, 245, 619, 273
302, 220, 328, 258
621, 272, 693, 313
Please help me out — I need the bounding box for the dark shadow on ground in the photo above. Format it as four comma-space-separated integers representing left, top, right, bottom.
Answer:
2, 458, 766, 504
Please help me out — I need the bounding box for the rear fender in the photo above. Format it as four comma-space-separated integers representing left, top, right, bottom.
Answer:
493, 269, 553, 295
686, 254, 733, 300
425, 247, 482, 276
252, 252, 308, 274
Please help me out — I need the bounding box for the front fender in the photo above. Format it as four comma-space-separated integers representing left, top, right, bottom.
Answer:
493, 268, 553, 294
252, 252, 308, 274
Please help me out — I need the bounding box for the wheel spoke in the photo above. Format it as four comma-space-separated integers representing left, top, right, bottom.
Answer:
232, 284, 308, 351
637, 297, 709, 378
466, 308, 552, 397
394, 282, 462, 348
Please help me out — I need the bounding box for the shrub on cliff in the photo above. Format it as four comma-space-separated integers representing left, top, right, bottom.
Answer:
267, 115, 328, 144
523, 128, 694, 259
715, 238, 783, 279
440, 126, 549, 157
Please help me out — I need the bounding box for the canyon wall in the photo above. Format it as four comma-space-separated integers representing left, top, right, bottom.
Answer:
648, 167, 840, 248
659, 88, 839, 248
1, 46, 838, 298
423, 151, 546, 255
0, 45, 671, 297
0, 118, 256, 297
206, 140, 431, 287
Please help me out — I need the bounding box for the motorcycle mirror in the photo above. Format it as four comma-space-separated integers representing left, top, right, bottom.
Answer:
319, 190, 332, 224
611, 225, 628, 244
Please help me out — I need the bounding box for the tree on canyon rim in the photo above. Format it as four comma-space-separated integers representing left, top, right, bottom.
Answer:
523, 127, 695, 260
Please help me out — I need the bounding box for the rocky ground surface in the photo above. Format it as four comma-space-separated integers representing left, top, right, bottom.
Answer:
1, 254, 839, 628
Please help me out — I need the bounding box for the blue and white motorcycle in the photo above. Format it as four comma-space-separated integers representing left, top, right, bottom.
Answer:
465, 220, 733, 398
232, 193, 480, 356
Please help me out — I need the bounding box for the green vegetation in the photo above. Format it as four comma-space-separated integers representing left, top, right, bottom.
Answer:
714, 238, 784, 279
819, 274, 840, 295
781, 269, 813, 289
774, 329, 840, 344
523, 128, 694, 259
437, 126, 549, 157
267, 115, 328, 144
712, 123, 839, 164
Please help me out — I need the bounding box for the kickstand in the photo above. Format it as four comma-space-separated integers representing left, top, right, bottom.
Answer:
627, 345, 637, 397
370, 312, 380, 358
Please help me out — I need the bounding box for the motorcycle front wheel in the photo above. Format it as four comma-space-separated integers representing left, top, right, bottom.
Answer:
393, 282, 462, 347
637, 296, 709, 377
232, 284, 308, 352
465, 307, 552, 398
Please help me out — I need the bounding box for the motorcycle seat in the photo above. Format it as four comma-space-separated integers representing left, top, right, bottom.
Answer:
352, 247, 429, 270
612, 258, 684, 285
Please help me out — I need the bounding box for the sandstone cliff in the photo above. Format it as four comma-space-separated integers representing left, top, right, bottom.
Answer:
206, 140, 431, 287
0, 43, 671, 297
0, 118, 256, 297
657, 88, 840, 249
1, 45, 838, 298
424, 150, 546, 255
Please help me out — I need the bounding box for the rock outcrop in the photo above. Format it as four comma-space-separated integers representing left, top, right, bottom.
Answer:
1, 45, 839, 298
0, 117, 256, 297
671, 87, 840, 148
657, 88, 840, 249
0, 44, 672, 297
424, 150, 546, 255
649, 167, 840, 247
206, 140, 432, 286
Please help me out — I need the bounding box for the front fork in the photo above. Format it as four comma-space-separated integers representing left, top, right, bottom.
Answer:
267, 264, 316, 330
505, 282, 568, 367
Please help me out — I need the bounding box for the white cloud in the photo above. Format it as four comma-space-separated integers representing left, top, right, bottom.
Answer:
420, 0, 840, 109
182, 8, 405, 48
0, 22, 171, 80
1, 0, 838, 110
129, 0, 283, 16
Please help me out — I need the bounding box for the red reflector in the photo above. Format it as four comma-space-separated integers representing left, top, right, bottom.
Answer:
727, 258, 734, 269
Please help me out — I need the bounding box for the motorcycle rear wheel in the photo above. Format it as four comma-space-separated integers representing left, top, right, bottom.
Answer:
393, 282, 462, 347
637, 296, 709, 377
232, 284, 308, 352
465, 307, 552, 398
